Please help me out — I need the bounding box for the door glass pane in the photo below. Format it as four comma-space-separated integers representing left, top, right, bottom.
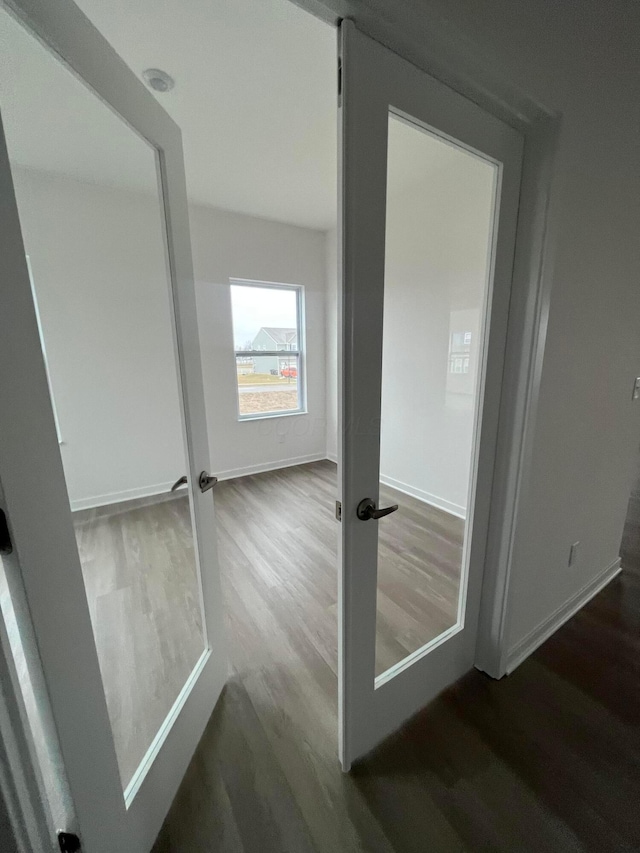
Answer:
375, 112, 498, 679
0, 8, 205, 792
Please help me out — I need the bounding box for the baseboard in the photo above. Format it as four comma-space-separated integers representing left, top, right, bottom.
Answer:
216, 452, 329, 482
70, 454, 331, 510
70, 481, 176, 512
379, 474, 466, 519
506, 557, 622, 674
322, 458, 467, 518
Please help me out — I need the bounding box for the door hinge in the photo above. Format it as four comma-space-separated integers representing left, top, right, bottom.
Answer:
58, 832, 81, 852
0, 508, 12, 555
337, 56, 342, 106
335, 500, 342, 522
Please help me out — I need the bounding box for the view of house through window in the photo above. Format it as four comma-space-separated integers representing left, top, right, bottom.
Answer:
230, 280, 304, 418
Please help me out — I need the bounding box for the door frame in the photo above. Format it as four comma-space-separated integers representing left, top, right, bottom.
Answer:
0, 0, 227, 849
308, 0, 560, 679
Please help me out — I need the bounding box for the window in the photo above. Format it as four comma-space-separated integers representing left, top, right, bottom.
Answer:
448, 329, 473, 375
230, 280, 305, 419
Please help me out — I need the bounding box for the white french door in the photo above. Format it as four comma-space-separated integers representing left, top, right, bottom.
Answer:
0, 0, 226, 850
338, 20, 523, 768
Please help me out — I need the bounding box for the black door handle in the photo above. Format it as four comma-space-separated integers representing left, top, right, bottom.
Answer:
357, 498, 399, 521
171, 475, 188, 491
171, 473, 218, 493
198, 471, 218, 493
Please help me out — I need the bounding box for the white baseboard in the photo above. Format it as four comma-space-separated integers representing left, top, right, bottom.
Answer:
216, 452, 328, 482
506, 557, 622, 674
70, 454, 331, 510
379, 474, 466, 519
71, 481, 176, 512
323, 457, 466, 518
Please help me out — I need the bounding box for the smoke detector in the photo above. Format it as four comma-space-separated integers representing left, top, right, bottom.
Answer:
142, 68, 174, 93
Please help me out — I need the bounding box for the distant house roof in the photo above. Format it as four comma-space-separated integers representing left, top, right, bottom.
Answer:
257, 327, 298, 346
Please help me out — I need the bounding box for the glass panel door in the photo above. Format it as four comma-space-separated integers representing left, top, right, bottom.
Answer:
1, 4, 206, 794
0, 1, 226, 849
338, 20, 523, 769
375, 113, 498, 680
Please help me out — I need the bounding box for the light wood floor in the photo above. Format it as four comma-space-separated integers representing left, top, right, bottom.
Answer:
74, 491, 205, 789
211, 460, 463, 678
152, 459, 640, 852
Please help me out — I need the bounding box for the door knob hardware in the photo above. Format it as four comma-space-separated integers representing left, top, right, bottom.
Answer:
198, 471, 218, 493
171, 473, 218, 494
356, 498, 399, 521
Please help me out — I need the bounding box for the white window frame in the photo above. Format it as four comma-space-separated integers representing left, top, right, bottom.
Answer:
230, 279, 306, 421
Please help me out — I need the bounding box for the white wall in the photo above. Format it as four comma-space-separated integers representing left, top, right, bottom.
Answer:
378, 133, 495, 517
12, 167, 187, 510
13, 167, 327, 507
325, 146, 495, 519
190, 205, 327, 479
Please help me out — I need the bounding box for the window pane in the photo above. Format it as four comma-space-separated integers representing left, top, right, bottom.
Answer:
375, 112, 498, 679
231, 284, 297, 352
230, 282, 303, 418
236, 354, 300, 416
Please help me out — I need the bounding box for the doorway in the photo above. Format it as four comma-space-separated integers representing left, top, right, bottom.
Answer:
0, 0, 528, 849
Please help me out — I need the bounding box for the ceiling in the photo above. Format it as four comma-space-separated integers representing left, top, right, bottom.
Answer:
0, 0, 336, 229
0, 8, 159, 197
76, 0, 338, 230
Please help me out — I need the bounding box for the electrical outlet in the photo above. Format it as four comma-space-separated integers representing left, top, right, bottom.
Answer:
633, 377, 640, 400
568, 541, 580, 567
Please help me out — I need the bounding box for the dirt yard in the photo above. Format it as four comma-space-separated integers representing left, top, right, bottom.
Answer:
239, 390, 298, 415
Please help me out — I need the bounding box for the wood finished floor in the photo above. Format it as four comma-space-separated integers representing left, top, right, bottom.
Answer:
152, 459, 640, 852
74, 491, 205, 789
73, 460, 460, 792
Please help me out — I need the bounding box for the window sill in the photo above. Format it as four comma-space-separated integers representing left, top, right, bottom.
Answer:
238, 409, 308, 422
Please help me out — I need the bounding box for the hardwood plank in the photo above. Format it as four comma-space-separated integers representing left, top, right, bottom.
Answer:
73, 490, 205, 789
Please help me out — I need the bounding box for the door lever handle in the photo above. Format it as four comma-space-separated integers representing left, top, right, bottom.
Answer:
170, 473, 219, 493
171, 475, 188, 491
357, 498, 399, 521
198, 471, 218, 493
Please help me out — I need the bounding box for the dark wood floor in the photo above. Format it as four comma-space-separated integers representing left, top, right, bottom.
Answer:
153, 460, 640, 852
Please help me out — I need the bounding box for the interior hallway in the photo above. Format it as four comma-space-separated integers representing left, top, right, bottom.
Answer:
152, 460, 640, 852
